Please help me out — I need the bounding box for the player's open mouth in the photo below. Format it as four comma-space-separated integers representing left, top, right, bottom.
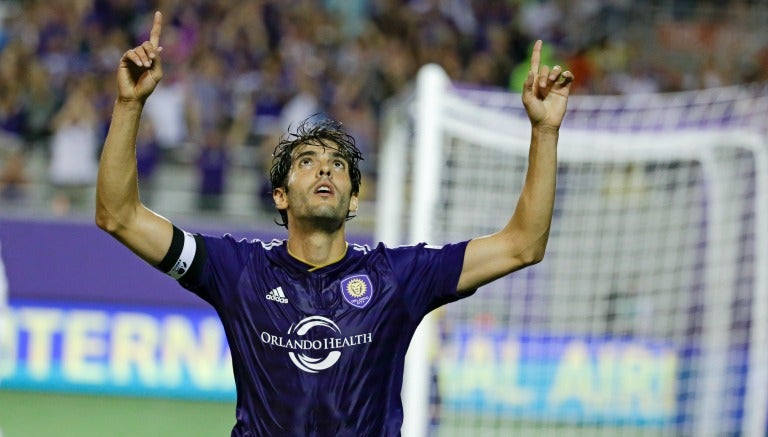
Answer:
314, 183, 334, 196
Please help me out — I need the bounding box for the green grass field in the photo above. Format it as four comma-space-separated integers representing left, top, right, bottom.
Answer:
0, 390, 234, 437
0, 390, 675, 437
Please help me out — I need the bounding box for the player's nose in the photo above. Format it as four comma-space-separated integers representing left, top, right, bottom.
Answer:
317, 158, 332, 177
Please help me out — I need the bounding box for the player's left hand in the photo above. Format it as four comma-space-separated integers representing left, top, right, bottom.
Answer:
522, 40, 574, 130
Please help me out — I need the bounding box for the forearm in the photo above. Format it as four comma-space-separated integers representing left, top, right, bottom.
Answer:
95, 100, 145, 233
457, 125, 559, 292
506, 125, 559, 261
458, 40, 570, 292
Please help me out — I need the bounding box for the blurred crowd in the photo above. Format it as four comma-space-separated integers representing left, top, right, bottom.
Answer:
1, 0, 767, 216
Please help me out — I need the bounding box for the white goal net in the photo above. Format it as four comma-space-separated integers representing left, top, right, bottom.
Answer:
377, 65, 768, 437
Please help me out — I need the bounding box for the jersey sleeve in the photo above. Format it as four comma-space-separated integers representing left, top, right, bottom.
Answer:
388, 240, 475, 318
176, 233, 252, 308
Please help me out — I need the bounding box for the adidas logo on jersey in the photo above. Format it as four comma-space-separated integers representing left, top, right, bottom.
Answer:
266, 286, 288, 304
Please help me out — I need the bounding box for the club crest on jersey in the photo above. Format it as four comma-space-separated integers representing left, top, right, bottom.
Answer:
340, 274, 373, 308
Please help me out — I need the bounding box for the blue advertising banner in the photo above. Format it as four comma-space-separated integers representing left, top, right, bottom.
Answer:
2, 299, 682, 419
1, 299, 235, 401
437, 329, 678, 426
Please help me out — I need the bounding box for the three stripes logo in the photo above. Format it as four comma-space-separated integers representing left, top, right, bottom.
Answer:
266, 286, 288, 304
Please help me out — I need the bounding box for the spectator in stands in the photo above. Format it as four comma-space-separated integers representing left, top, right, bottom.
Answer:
48, 79, 100, 215
0, 146, 29, 204
279, 68, 323, 134
136, 116, 160, 207
329, 74, 379, 201
20, 62, 59, 151
196, 124, 230, 212
0, 44, 27, 152
143, 63, 194, 159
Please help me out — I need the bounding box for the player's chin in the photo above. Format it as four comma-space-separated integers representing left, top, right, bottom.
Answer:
309, 212, 347, 231
312, 203, 348, 218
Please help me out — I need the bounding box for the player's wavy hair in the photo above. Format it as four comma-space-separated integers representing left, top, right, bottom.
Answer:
270, 116, 364, 228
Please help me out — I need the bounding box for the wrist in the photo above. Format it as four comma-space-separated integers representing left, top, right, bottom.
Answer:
532, 124, 560, 135
114, 98, 145, 111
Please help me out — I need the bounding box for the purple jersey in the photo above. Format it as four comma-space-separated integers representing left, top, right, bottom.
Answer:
179, 235, 473, 436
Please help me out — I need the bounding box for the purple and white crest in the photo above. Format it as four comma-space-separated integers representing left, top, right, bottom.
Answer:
340, 274, 373, 308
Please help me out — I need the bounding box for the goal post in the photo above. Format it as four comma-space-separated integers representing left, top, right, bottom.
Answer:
379, 64, 768, 437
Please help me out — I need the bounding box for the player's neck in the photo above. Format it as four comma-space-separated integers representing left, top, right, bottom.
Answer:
286, 226, 348, 267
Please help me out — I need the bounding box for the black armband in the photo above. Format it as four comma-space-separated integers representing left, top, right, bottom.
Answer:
157, 225, 202, 280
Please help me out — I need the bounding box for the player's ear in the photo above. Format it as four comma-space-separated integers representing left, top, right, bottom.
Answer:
348, 193, 359, 213
273, 187, 288, 209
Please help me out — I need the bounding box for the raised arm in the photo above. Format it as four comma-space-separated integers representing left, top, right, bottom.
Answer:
95, 11, 173, 266
457, 40, 574, 293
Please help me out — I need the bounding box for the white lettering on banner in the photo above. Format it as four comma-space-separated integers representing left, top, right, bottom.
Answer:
63, 310, 109, 384
111, 312, 161, 386
546, 341, 677, 416
17, 307, 63, 379
0, 306, 16, 380
438, 334, 678, 421
3, 303, 235, 398
438, 335, 534, 408
162, 316, 229, 389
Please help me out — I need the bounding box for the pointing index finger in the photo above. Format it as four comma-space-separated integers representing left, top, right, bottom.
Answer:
150, 11, 162, 48
530, 40, 542, 75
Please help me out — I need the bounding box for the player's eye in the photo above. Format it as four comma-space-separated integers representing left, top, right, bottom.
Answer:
333, 160, 345, 170
299, 157, 313, 167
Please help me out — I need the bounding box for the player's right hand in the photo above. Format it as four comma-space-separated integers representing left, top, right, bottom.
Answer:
116, 11, 163, 104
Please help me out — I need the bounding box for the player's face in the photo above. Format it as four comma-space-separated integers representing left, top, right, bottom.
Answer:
274, 142, 358, 229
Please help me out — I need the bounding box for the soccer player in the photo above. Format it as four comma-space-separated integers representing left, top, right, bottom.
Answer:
95, 11, 573, 436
